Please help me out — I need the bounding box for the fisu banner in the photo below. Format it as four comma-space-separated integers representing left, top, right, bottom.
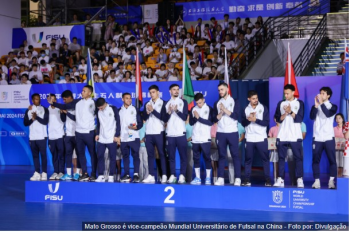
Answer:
0, 81, 220, 166
176, 0, 329, 22
12, 25, 85, 49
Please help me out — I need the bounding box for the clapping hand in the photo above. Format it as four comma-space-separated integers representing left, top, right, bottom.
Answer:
193, 110, 199, 119
146, 104, 153, 114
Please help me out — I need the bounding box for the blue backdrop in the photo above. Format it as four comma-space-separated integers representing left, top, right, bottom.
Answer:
269, 75, 342, 175
177, 0, 330, 22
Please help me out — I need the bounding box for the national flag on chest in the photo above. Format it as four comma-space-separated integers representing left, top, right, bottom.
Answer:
182, 45, 195, 110
224, 47, 232, 96
135, 47, 143, 109
284, 42, 299, 98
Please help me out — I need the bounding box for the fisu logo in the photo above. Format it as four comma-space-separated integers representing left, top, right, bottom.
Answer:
272, 190, 283, 204
45, 183, 63, 201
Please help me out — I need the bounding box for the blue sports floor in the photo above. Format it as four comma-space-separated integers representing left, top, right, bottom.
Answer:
0, 166, 348, 230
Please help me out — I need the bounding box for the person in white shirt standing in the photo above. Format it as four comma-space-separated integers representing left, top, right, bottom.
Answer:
95, 98, 121, 182
119, 93, 143, 183
24, 93, 49, 181
142, 85, 168, 183
241, 90, 271, 187
47, 94, 65, 180
274, 84, 305, 188
164, 84, 189, 184
213, 82, 241, 186
310, 87, 338, 189
59, 90, 81, 181
189, 93, 214, 185
48, 85, 97, 182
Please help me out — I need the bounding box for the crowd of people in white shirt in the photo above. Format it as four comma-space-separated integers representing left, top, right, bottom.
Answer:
0, 14, 266, 85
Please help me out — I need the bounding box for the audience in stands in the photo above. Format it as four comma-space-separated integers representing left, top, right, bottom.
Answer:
1, 14, 269, 84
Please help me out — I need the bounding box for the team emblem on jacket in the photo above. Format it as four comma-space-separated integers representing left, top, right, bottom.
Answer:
230, 103, 233, 107
109, 113, 112, 117
158, 103, 161, 107
204, 110, 208, 114
294, 106, 298, 110
259, 110, 262, 114
179, 103, 182, 107
131, 111, 134, 115
89, 104, 93, 109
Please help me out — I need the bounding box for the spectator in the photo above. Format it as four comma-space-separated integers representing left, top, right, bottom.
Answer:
245, 28, 254, 41
92, 63, 103, 78
38, 50, 50, 64
169, 47, 181, 63
116, 62, 126, 79
245, 17, 253, 28
91, 17, 103, 49
101, 51, 114, 67
0, 63, 8, 75
208, 65, 220, 80
59, 43, 71, 67
121, 71, 135, 82
28, 45, 38, 57
155, 63, 168, 81
49, 43, 59, 58
212, 49, 223, 66
234, 17, 242, 32
221, 14, 230, 30
210, 39, 221, 54
110, 42, 119, 57
140, 62, 147, 76
106, 70, 121, 83
194, 26, 202, 41
103, 63, 114, 80
68, 37, 81, 62
17, 44, 25, 57
59, 73, 71, 84
71, 14, 80, 24
70, 78, 76, 83
6, 52, 18, 66
104, 15, 116, 41
0, 69, 7, 85
142, 67, 157, 82
78, 58, 87, 77
18, 64, 28, 76
70, 66, 80, 79
57, 37, 68, 52
236, 33, 248, 53
36, 15, 46, 27
53, 18, 62, 26
195, 18, 205, 35
257, 16, 264, 25
183, 33, 192, 47
39, 60, 52, 83
8, 59, 19, 73
42, 43, 50, 56
252, 22, 262, 36
190, 61, 202, 80
143, 40, 154, 58
156, 48, 167, 64
337, 53, 345, 75
168, 67, 181, 81
21, 20, 26, 28
122, 48, 132, 64
17, 52, 28, 66
30, 57, 39, 69
202, 59, 213, 79
9, 73, 20, 85
113, 30, 122, 43
20, 74, 31, 85
222, 34, 236, 52
93, 73, 103, 83
29, 64, 43, 83
187, 52, 197, 67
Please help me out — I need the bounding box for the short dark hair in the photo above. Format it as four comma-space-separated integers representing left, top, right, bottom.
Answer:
320, 86, 333, 99
50, 93, 56, 99
95, 97, 106, 107
248, 90, 258, 98
148, 85, 159, 91
21, 73, 28, 79
194, 93, 204, 101
31, 93, 40, 99
169, 83, 179, 90
218, 82, 228, 88
61, 90, 73, 99
84, 85, 93, 93
110, 70, 116, 74
122, 92, 131, 98
284, 84, 295, 91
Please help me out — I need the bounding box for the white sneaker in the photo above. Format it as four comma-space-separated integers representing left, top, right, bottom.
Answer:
328, 179, 336, 189
108, 176, 114, 183
273, 177, 284, 187
167, 175, 177, 184
30, 172, 41, 181
234, 178, 241, 186
142, 175, 155, 183
95, 175, 105, 182
312, 179, 321, 189
178, 174, 186, 184
214, 177, 225, 186
41, 172, 47, 181
56, 173, 64, 180
297, 178, 304, 188
161, 175, 168, 184
49, 173, 58, 180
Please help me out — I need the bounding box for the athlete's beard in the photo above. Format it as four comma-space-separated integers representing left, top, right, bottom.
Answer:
221, 91, 228, 98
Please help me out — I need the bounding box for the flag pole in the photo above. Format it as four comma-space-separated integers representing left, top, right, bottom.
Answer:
182, 44, 186, 98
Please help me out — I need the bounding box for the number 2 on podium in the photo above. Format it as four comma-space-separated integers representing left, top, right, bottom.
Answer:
164, 186, 175, 204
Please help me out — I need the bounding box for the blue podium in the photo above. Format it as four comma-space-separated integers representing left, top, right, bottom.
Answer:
25, 178, 349, 215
